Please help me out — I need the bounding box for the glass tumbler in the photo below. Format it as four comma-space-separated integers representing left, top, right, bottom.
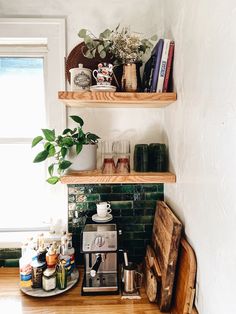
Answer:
101, 140, 116, 174
148, 143, 168, 172
113, 140, 130, 173
134, 144, 149, 172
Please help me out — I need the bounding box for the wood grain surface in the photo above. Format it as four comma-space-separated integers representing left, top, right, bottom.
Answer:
0, 267, 167, 314
171, 238, 197, 314
152, 201, 182, 312
60, 170, 176, 184
58, 91, 177, 108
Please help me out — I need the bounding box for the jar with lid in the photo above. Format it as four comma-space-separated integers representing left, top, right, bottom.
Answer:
42, 268, 56, 292
31, 258, 46, 288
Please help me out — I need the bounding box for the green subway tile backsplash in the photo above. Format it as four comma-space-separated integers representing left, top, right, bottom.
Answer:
68, 183, 164, 263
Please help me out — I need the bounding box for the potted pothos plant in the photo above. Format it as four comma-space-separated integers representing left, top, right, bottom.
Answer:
32, 115, 100, 184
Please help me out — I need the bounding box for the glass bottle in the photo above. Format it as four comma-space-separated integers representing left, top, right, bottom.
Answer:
56, 260, 67, 290
42, 268, 56, 292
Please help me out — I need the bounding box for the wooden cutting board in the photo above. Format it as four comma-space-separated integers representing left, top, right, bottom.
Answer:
171, 238, 197, 314
152, 201, 182, 312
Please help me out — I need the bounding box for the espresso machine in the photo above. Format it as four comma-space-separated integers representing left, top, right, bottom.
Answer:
81, 223, 119, 295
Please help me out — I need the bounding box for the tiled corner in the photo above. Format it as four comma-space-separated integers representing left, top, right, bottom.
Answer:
68, 183, 164, 263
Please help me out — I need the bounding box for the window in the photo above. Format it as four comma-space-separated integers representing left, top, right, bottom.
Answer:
0, 19, 66, 246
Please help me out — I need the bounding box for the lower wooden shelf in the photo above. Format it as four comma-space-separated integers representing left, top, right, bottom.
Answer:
60, 170, 176, 184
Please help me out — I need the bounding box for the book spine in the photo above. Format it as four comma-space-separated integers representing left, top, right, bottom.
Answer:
156, 39, 171, 93
150, 39, 164, 92
163, 41, 175, 92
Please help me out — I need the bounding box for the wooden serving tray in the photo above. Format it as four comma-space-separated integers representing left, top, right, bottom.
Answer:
20, 268, 79, 297
152, 201, 182, 311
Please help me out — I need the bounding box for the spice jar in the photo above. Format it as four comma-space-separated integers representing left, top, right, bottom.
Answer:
42, 268, 56, 292
31, 258, 46, 288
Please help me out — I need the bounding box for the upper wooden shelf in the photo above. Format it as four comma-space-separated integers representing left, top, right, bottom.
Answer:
58, 91, 177, 108
60, 170, 176, 184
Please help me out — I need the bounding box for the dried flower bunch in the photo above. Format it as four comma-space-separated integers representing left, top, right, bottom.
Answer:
78, 25, 157, 64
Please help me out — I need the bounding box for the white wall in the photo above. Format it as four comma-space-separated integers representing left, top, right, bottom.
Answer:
162, 1, 236, 313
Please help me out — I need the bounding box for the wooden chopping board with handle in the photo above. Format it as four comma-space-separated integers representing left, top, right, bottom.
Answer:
152, 201, 182, 312
171, 238, 197, 314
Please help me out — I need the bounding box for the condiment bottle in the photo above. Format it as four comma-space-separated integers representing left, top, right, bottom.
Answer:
46, 246, 58, 268
36, 233, 45, 250
67, 233, 75, 273
42, 268, 56, 292
19, 242, 32, 288
31, 257, 46, 288
37, 244, 47, 263
56, 260, 67, 290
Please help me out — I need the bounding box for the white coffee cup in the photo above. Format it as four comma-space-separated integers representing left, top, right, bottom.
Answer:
96, 202, 112, 218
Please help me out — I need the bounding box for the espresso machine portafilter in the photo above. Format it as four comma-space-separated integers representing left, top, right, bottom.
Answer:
81, 223, 119, 295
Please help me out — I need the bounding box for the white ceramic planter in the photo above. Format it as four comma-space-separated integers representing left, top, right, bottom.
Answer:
68, 144, 97, 171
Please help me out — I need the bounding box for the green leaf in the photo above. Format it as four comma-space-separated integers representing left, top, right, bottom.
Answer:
86, 133, 100, 143
104, 41, 111, 48
61, 137, 74, 147
48, 144, 56, 157
61, 147, 68, 158
62, 128, 72, 135
100, 50, 106, 58
78, 29, 87, 38
78, 128, 85, 139
100, 29, 112, 38
47, 176, 59, 185
76, 142, 83, 154
98, 44, 104, 53
42, 129, 55, 142
84, 35, 92, 45
70, 115, 84, 126
92, 48, 96, 58
32, 136, 43, 148
59, 160, 72, 170
84, 50, 93, 59
48, 164, 54, 176
150, 34, 158, 41
33, 150, 49, 163
44, 142, 51, 150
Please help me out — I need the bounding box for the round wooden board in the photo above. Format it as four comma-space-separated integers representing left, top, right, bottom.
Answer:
66, 42, 116, 85
145, 267, 157, 303
20, 268, 79, 297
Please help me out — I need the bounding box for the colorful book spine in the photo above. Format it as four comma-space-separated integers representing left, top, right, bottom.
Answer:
156, 39, 171, 93
163, 41, 175, 92
150, 39, 164, 92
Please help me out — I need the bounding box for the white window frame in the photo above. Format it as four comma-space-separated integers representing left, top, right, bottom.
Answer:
0, 18, 67, 247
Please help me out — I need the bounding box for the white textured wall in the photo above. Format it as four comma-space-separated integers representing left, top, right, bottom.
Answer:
162, 1, 236, 313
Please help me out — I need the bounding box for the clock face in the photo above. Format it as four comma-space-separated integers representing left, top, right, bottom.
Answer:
74, 71, 91, 89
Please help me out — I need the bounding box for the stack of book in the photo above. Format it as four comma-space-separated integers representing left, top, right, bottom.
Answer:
142, 39, 175, 93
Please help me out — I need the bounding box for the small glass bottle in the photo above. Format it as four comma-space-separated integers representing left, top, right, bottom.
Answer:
42, 268, 56, 292
56, 260, 68, 290
46, 246, 58, 268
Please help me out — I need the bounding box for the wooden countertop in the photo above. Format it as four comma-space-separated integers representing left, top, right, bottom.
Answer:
0, 267, 164, 314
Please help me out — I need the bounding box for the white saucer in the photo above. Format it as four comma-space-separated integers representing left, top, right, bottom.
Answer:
92, 213, 113, 223
90, 85, 116, 92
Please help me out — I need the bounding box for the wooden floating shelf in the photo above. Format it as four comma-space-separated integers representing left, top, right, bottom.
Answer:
60, 170, 176, 184
58, 91, 177, 108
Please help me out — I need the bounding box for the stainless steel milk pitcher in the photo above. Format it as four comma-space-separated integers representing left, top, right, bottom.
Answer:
123, 262, 142, 293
